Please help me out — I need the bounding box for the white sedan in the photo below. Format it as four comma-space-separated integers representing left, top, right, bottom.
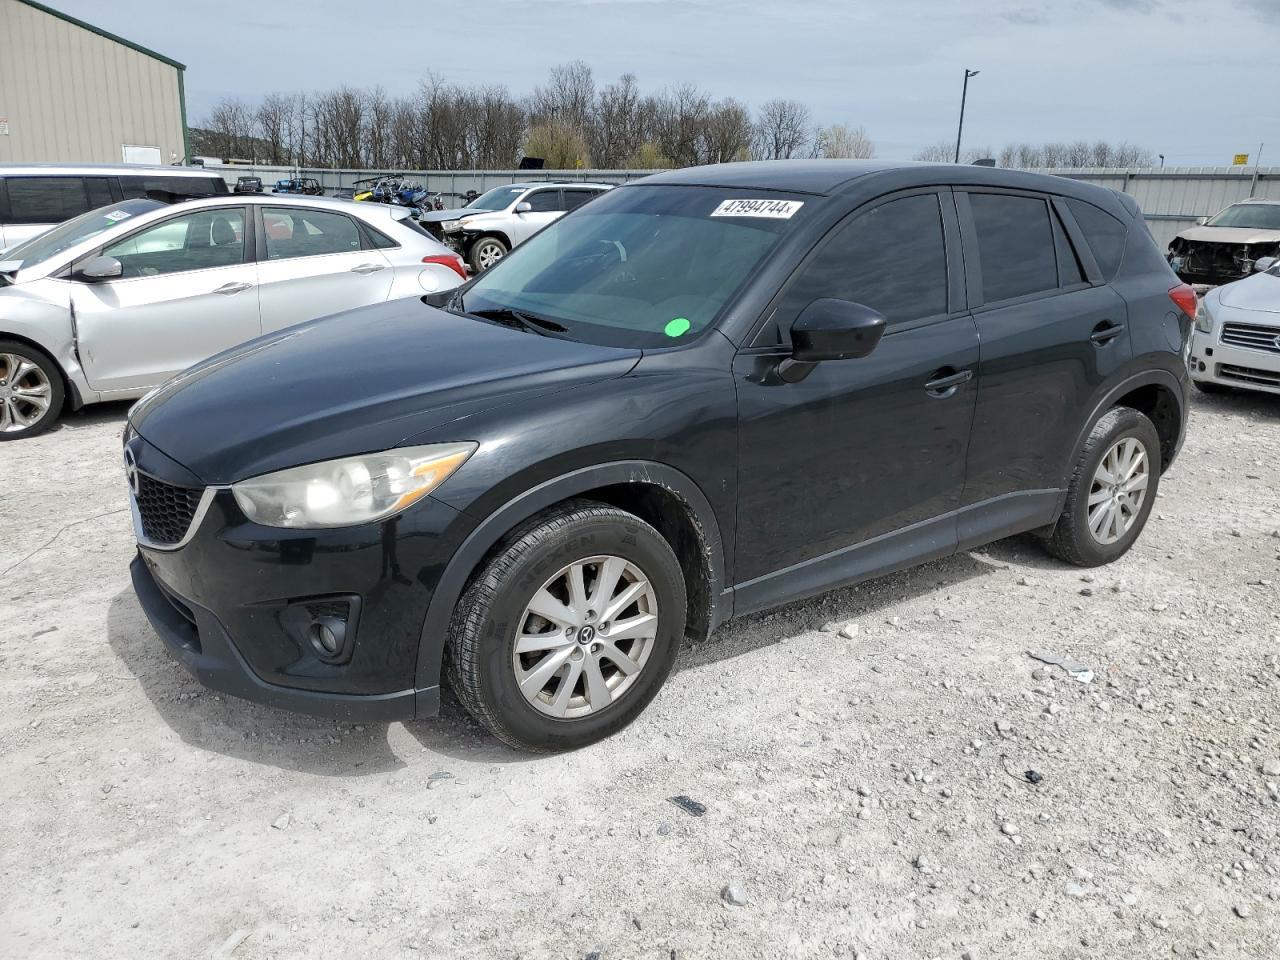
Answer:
1189, 256, 1280, 397
0, 194, 467, 439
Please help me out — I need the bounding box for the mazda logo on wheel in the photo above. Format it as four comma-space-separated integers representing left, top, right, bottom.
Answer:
123, 447, 140, 496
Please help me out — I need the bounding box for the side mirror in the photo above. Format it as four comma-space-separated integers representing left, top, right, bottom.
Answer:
78, 255, 123, 281
780, 299, 887, 383
1195, 216, 1209, 226
514, 201, 533, 214
1254, 256, 1277, 274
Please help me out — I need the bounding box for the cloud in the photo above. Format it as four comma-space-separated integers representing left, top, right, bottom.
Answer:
999, 7, 1050, 24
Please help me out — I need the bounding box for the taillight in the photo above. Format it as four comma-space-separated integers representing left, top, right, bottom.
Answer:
423, 254, 467, 280
1168, 282, 1197, 320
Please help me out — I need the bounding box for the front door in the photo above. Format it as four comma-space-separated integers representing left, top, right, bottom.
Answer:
256, 206, 393, 333
508, 189, 565, 246
732, 190, 979, 608
73, 206, 259, 392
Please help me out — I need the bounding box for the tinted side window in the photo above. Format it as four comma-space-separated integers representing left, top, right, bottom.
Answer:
361, 222, 398, 250
1065, 199, 1127, 279
102, 208, 247, 278
263, 207, 362, 259
562, 189, 598, 211
6, 177, 90, 224
120, 175, 225, 200
525, 190, 562, 213
776, 193, 949, 330
84, 177, 115, 209
969, 193, 1058, 303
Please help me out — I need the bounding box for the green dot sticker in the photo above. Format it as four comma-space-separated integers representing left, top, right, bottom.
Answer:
664, 317, 691, 338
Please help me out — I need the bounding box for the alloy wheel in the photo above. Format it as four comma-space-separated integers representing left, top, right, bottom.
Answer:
0, 353, 53, 433
1087, 436, 1149, 545
476, 242, 504, 270
511, 555, 659, 719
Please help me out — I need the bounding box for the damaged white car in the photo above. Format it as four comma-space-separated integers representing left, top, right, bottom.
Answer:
1168, 198, 1280, 286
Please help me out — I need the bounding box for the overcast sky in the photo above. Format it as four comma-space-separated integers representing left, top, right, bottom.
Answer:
53, 0, 1279, 165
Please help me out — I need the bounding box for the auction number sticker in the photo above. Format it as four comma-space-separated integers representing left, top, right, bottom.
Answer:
103, 210, 132, 222
710, 198, 803, 219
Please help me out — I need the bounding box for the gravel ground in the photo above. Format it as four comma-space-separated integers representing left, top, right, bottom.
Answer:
1, 390, 1278, 960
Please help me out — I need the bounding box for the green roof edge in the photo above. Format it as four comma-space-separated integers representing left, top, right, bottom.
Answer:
15, 0, 187, 70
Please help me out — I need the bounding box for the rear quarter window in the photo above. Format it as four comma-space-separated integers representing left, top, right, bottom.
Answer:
4, 176, 91, 224
1065, 199, 1128, 279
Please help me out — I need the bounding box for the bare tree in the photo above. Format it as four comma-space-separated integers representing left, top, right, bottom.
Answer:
653, 83, 711, 167
912, 141, 953, 162
702, 98, 754, 163
815, 123, 874, 159
525, 120, 591, 169
529, 61, 596, 134
205, 97, 255, 160
753, 99, 812, 160
593, 73, 645, 168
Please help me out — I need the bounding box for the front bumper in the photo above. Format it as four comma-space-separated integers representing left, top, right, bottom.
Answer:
126, 438, 477, 720
1189, 328, 1280, 395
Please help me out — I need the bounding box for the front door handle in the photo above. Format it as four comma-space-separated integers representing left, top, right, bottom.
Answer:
1090, 321, 1126, 345
350, 263, 386, 275
214, 282, 253, 295
924, 368, 973, 397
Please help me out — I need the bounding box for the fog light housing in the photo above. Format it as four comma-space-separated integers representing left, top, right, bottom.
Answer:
280, 595, 361, 665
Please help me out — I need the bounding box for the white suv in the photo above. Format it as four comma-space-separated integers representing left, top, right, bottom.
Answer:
421, 182, 612, 272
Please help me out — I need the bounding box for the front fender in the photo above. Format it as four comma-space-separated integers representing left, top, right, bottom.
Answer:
0, 283, 96, 408
412, 459, 727, 710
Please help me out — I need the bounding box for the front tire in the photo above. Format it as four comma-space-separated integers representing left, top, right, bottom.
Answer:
0, 340, 64, 440
1043, 407, 1161, 567
446, 500, 687, 752
467, 236, 508, 273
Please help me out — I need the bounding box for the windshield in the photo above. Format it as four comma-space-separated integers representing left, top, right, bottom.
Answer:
2, 199, 162, 267
1207, 204, 1280, 230
467, 186, 526, 211
461, 185, 812, 348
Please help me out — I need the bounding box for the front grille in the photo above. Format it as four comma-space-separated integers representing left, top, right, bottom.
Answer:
1219, 363, 1280, 388
135, 473, 204, 545
1222, 322, 1280, 355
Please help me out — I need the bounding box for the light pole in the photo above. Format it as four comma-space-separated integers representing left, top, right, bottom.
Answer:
954, 69, 980, 164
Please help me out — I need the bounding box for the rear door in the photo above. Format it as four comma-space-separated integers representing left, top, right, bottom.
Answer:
956, 188, 1131, 543
508, 188, 564, 246
255, 205, 393, 332
1, 175, 113, 248
72, 205, 260, 392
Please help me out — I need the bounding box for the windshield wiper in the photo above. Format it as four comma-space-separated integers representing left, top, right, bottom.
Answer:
468, 307, 569, 336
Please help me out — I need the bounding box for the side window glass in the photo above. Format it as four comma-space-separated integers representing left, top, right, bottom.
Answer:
103, 209, 246, 278
84, 177, 114, 209
1052, 208, 1085, 287
969, 193, 1058, 302
7, 177, 90, 224
525, 190, 562, 213
562, 190, 596, 211
775, 193, 949, 333
1065, 199, 1127, 279
263, 207, 362, 259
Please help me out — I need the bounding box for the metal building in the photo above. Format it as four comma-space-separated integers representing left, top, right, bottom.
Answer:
0, 0, 188, 164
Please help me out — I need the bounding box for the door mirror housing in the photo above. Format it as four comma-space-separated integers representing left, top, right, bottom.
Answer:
791, 299, 887, 362
78, 255, 123, 281
514, 201, 533, 214
1253, 256, 1277, 274
1195, 216, 1209, 226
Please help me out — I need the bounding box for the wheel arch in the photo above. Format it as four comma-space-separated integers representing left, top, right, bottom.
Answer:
413, 460, 728, 708
1063, 369, 1186, 485
465, 230, 511, 249
0, 330, 82, 411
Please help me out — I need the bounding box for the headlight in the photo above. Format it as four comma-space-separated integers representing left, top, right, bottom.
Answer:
442, 219, 467, 233
231, 442, 476, 529
1194, 297, 1213, 333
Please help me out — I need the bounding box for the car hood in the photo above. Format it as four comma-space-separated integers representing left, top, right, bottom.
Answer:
1175, 226, 1280, 245
130, 299, 641, 484
1217, 271, 1280, 315
414, 208, 485, 224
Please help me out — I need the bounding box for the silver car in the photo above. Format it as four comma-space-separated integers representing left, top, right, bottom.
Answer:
1189, 255, 1280, 396
0, 194, 467, 439
419, 182, 612, 272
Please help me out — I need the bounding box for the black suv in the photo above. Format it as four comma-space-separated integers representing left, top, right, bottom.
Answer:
125, 161, 1194, 752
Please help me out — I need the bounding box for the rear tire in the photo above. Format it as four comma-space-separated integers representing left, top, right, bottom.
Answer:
1044, 407, 1161, 567
446, 500, 686, 752
467, 236, 508, 273
0, 340, 64, 441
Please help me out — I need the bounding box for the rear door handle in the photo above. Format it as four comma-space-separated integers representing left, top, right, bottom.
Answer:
351, 263, 386, 275
924, 368, 973, 397
214, 282, 253, 295
1090, 321, 1126, 344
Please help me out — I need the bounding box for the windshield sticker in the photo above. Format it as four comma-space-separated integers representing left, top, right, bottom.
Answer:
664, 317, 691, 338
710, 198, 803, 219
103, 210, 132, 223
